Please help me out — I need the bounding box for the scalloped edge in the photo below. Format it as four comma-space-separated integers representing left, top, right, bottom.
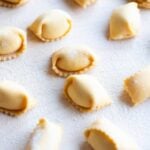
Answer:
0, 97, 36, 116
52, 63, 96, 77
51, 50, 96, 77
0, 107, 26, 116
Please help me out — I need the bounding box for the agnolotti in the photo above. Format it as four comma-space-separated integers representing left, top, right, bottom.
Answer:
0, 81, 35, 116
64, 75, 112, 112
0, 27, 26, 61
109, 2, 140, 40
51, 46, 96, 77
26, 118, 63, 150
29, 9, 72, 42
124, 66, 150, 105
74, 0, 96, 8
0, 0, 28, 7
84, 118, 138, 150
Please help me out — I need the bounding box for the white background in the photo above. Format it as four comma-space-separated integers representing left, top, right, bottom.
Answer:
0, 0, 149, 149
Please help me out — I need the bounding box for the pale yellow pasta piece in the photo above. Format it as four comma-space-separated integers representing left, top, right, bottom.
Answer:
64, 75, 112, 112
124, 66, 150, 105
133, 0, 150, 8
0, 27, 26, 61
74, 0, 96, 8
84, 118, 138, 150
109, 2, 140, 40
0, 81, 35, 116
26, 118, 63, 150
0, 0, 28, 7
29, 10, 72, 42
51, 46, 96, 77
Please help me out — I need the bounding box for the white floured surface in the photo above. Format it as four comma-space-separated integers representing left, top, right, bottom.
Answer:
0, 0, 149, 149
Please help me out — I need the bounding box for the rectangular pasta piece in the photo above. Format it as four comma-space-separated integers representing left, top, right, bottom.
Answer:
124, 66, 150, 105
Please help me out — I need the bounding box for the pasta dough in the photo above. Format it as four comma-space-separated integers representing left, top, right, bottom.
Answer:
51, 46, 96, 77
84, 118, 138, 150
74, 0, 96, 8
29, 10, 72, 42
64, 75, 112, 112
26, 118, 63, 150
0, 0, 28, 7
0, 81, 35, 116
109, 2, 140, 40
124, 66, 150, 105
132, 0, 150, 8
0, 27, 26, 61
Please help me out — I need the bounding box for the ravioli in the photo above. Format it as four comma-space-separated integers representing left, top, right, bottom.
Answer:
29, 10, 72, 42
84, 118, 138, 150
0, 27, 26, 61
0, 80, 35, 116
109, 2, 140, 40
51, 46, 96, 77
124, 66, 150, 105
64, 75, 112, 112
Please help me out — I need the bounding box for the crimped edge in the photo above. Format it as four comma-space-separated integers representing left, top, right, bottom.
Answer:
63, 76, 111, 112
51, 50, 96, 77
0, 107, 27, 116
0, 0, 28, 7
52, 63, 95, 77
0, 98, 36, 116
74, 0, 96, 8
0, 28, 27, 61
